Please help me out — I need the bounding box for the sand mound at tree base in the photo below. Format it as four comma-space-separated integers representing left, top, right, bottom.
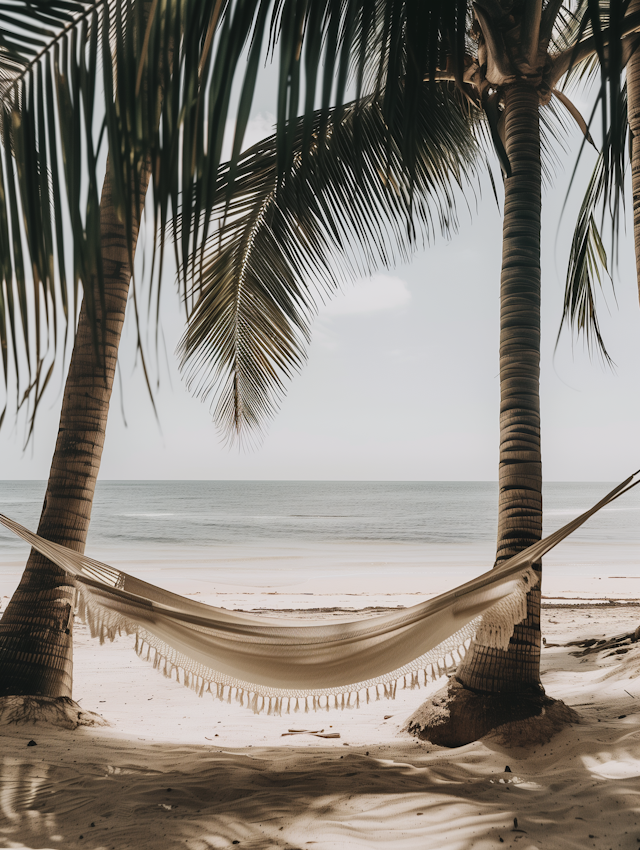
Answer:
0, 695, 109, 729
407, 678, 579, 748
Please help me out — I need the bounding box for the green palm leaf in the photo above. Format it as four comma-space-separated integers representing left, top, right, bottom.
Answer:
179, 83, 481, 438
558, 83, 628, 363
0, 0, 174, 427
0, 0, 217, 429
559, 156, 614, 363
0, 0, 100, 426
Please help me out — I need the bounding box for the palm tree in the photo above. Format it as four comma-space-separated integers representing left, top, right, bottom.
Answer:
177, 0, 640, 744
0, 1, 159, 699
0, 0, 212, 700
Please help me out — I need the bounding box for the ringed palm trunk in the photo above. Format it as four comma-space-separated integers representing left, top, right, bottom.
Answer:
456, 83, 543, 693
0, 158, 151, 698
627, 1, 640, 303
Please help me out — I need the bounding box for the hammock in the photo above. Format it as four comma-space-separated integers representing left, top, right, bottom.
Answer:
1, 473, 637, 715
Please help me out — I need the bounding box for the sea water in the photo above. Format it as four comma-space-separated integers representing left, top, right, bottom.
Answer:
0, 481, 639, 599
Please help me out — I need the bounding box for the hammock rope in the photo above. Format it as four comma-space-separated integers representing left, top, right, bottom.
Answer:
1, 472, 637, 714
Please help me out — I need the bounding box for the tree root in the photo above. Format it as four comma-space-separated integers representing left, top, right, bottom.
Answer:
564, 627, 640, 657
406, 678, 579, 748
0, 695, 110, 730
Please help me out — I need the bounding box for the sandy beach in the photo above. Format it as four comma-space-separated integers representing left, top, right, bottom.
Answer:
3, 583, 640, 850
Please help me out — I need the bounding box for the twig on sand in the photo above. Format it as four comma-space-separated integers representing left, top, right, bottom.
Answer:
281, 728, 341, 738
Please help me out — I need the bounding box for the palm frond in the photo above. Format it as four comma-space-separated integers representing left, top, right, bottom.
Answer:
181, 0, 471, 280
0, 0, 105, 429
539, 89, 575, 189
558, 137, 622, 364
556, 0, 631, 204
179, 83, 481, 439
0, 0, 218, 431
551, 4, 635, 364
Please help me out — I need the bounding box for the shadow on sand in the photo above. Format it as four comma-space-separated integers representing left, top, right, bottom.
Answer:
1, 697, 640, 850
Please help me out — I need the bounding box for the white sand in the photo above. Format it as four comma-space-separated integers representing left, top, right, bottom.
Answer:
3, 587, 640, 849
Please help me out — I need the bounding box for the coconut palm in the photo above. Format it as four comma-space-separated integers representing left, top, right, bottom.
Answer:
0, 0, 161, 698
176, 0, 640, 743
0, 0, 244, 698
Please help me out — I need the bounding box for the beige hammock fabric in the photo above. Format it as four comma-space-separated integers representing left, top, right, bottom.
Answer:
1, 474, 637, 714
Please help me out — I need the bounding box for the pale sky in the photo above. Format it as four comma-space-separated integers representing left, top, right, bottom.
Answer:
1, 73, 640, 482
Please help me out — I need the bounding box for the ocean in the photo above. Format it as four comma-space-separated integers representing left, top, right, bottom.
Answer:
1, 480, 639, 599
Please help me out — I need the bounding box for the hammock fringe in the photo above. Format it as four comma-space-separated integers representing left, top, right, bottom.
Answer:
73, 562, 539, 716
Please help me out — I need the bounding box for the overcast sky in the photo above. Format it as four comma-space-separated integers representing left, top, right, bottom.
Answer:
2, 71, 640, 482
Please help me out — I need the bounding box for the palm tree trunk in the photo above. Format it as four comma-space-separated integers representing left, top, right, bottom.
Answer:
456, 82, 543, 693
627, 3, 640, 303
0, 158, 151, 697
